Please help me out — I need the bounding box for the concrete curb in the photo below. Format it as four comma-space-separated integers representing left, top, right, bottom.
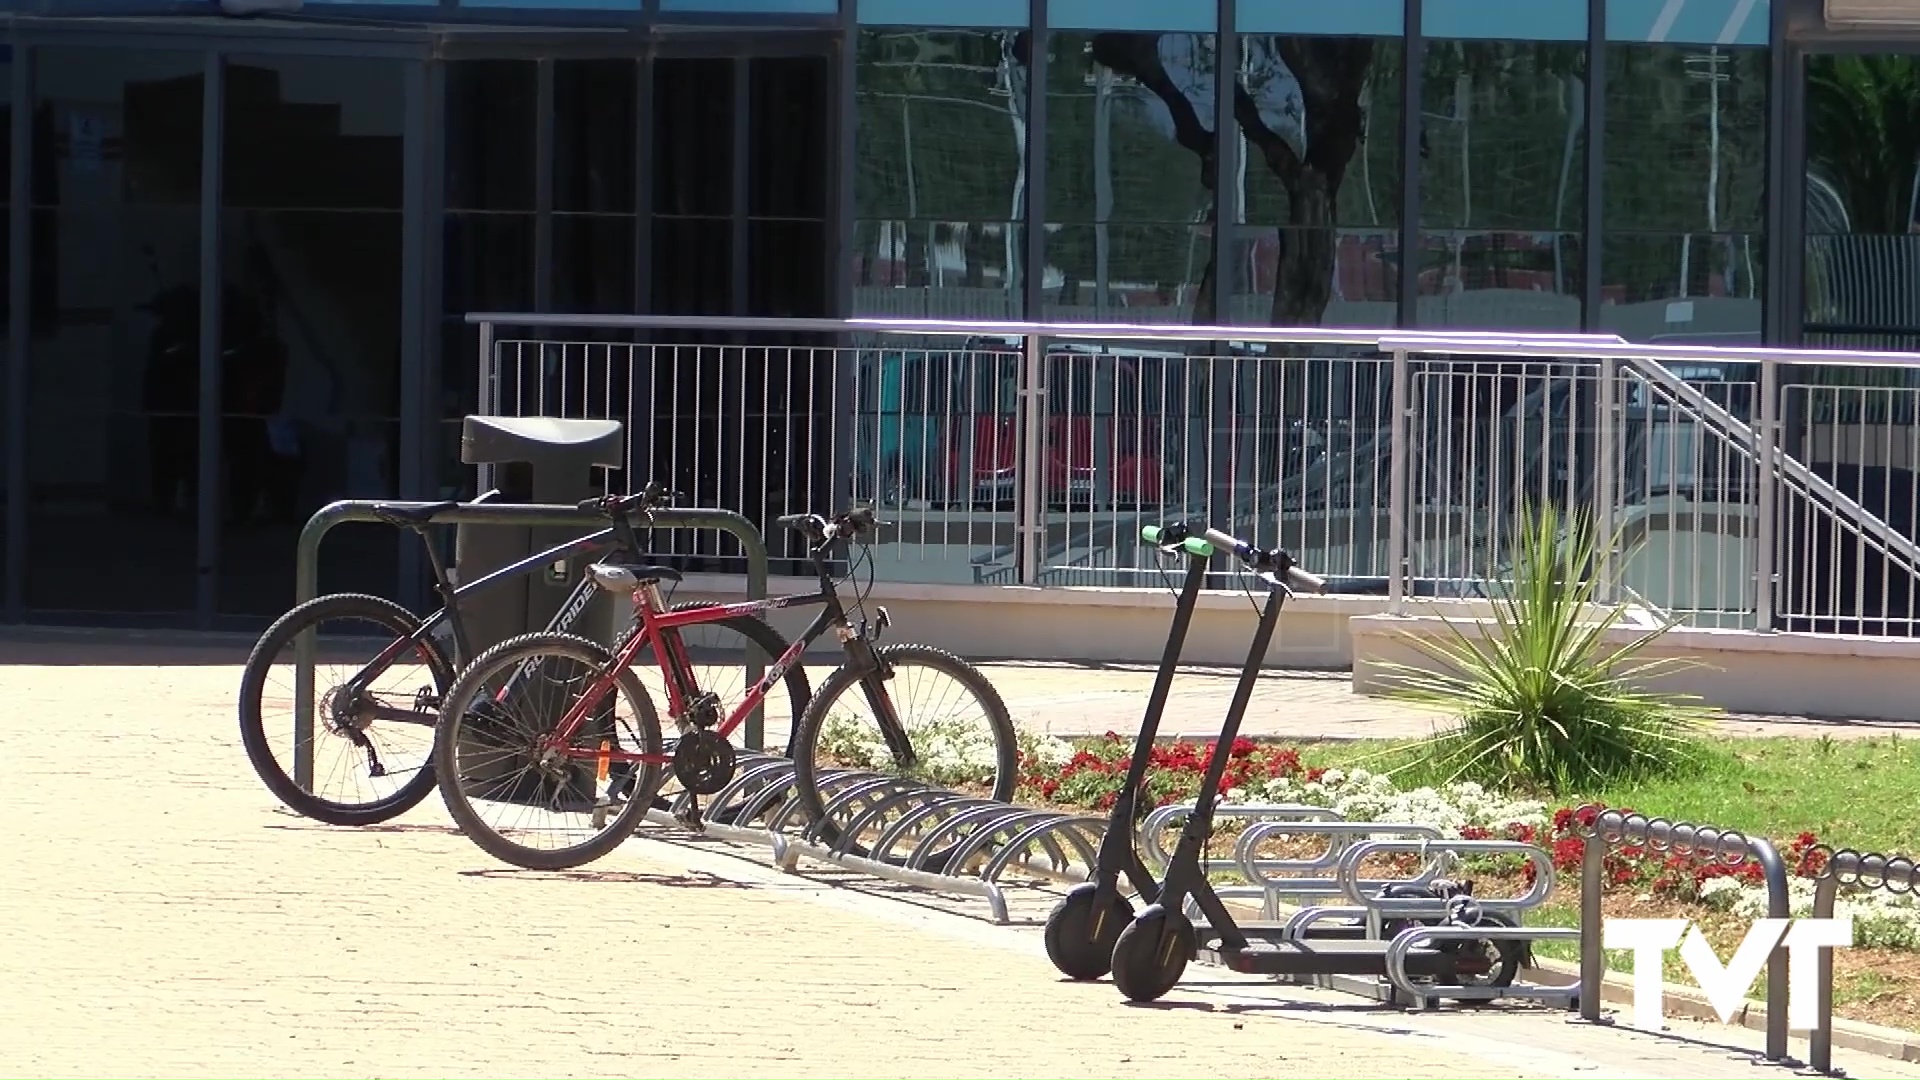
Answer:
1523, 955, 1920, 1065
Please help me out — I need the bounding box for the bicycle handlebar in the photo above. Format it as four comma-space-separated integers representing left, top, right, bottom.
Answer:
776, 507, 881, 544
1141, 521, 1326, 595
576, 480, 674, 518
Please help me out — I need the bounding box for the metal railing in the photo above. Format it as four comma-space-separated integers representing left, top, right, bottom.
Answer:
1805, 847, 1920, 1075
1576, 809, 1794, 1064
467, 313, 1920, 636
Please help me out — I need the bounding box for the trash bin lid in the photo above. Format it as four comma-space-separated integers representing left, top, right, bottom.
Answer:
461, 415, 626, 467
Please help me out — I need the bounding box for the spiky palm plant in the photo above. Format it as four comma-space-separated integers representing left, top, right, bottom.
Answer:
1376, 501, 1715, 792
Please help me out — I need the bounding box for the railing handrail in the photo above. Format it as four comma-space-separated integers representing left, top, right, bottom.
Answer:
1379, 332, 1920, 371
468, 311, 1629, 348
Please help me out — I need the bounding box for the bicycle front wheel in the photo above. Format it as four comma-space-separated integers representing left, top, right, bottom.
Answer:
434, 632, 664, 871
237, 593, 452, 826
789, 643, 1016, 869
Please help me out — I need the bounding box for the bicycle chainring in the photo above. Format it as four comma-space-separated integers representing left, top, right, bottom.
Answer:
671, 730, 737, 795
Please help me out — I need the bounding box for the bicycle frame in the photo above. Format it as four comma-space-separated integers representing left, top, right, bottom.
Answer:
535, 531, 904, 768
342, 525, 627, 724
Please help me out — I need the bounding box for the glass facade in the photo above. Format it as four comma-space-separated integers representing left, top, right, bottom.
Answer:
10, 0, 1920, 620
843, 0, 1810, 340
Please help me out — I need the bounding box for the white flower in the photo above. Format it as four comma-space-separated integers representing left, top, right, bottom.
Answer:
1224, 766, 1546, 837
1695, 875, 1920, 950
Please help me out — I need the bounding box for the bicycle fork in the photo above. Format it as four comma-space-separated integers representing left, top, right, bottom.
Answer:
841, 612, 916, 772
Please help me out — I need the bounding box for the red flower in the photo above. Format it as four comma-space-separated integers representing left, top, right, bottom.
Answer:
1551, 835, 1585, 872
1459, 825, 1493, 841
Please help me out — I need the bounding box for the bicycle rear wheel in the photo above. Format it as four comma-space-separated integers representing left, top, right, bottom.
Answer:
237, 593, 452, 826
434, 631, 664, 871
789, 643, 1016, 871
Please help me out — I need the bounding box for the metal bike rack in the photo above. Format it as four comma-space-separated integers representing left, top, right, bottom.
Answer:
638, 749, 1104, 924
1138, 802, 1349, 916
1575, 807, 1794, 1064
287, 499, 772, 786
1334, 839, 1579, 1008
1806, 846, 1920, 1076
1234, 820, 1447, 921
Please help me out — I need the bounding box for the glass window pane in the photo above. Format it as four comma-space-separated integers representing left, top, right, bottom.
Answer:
555, 59, 637, 215
1418, 40, 1586, 329
446, 60, 536, 212
1415, 230, 1584, 329
1803, 53, 1920, 344
1423, 0, 1586, 41
653, 57, 734, 219
218, 54, 408, 616
1049, 0, 1216, 33
659, 0, 836, 11
1238, 0, 1402, 35
1600, 44, 1766, 344
553, 213, 636, 314
853, 28, 1026, 318
1607, 0, 1769, 46
1599, 233, 1764, 342
858, 0, 1027, 25
29, 49, 203, 616
1231, 35, 1400, 325
1044, 30, 1216, 323
749, 55, 830, 221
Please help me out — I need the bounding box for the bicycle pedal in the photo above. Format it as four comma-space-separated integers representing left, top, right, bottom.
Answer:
672, 800, 705, 833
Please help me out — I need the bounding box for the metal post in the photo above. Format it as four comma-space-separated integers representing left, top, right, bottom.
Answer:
1595, 356, 1616, 599
195, 52, 226, 628
1387, 348, 1410, 612
1809, 874, 1840, 1074
1018, 333, 1044, 584
1756, 359, 1777, 630
4, 47, 31, 622
1578, 830, 1606, 1023
1761, 839, 1791, 1064
476, 319, 495, 494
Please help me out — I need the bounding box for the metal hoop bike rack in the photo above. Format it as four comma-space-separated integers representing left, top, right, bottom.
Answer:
640, 748, 1104, 924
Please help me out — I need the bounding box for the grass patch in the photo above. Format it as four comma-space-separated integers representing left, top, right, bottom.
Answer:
1288, 734, 1920, 854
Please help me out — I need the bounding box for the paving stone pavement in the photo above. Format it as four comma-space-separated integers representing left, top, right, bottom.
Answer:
4, 636, 1920, 1078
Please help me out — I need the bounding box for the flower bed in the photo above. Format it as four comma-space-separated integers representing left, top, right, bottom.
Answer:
1014, 733, 1920, 949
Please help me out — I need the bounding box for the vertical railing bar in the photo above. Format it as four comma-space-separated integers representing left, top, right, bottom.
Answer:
1387, 348, 1409, 612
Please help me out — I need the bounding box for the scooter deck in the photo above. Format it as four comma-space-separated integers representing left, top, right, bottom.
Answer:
1204, 939, 1458, 979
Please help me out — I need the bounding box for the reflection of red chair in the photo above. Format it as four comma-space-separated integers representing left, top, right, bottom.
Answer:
1111, 416, 1164, 508
949, 414, 1019, 507
1048, 416, 1095, 507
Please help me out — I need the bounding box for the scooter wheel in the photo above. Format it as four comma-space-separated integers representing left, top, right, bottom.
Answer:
1110, 905, 1195, 1003
1044, 883, 1135, 981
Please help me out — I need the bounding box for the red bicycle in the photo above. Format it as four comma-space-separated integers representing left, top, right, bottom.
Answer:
432, 490, 1016, 871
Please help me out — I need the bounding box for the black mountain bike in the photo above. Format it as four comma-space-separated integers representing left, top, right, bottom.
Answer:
236, 482, 807, 826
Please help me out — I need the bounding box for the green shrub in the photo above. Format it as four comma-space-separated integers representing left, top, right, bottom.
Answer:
1375, 501, 1714, 792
